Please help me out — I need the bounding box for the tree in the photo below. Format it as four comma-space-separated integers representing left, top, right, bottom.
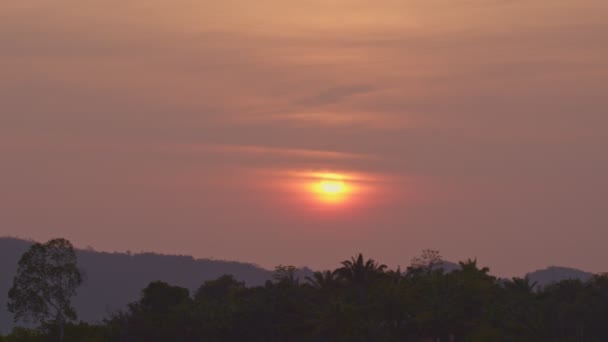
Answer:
336, 254, 387, 286
108, 281, 192, 342
272, 265, 300, 286
192, 275, 246, 340
7, 238, 83, 342
408, 249, 443, 274
305, 270, 341, 292
194, 274, 245, 302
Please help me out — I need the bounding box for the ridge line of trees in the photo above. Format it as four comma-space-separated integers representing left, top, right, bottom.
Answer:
3, 239, 608, 342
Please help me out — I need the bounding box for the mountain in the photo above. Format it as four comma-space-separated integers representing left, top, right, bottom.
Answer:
0, 237, 312, 334
526, 266, 594, 288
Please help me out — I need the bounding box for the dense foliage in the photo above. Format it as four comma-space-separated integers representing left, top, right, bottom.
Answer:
3, 251, 608, 342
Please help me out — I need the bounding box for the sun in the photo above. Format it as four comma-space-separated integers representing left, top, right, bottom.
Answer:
309, 173, 352, 204
319, 180, 345, 194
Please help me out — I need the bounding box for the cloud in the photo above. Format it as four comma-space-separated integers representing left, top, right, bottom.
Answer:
296, 85, 376, 106
231, 110, 424, 130
182, 143, 376, 161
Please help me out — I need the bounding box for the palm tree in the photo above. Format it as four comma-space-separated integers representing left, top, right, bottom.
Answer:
336, 253, 387, 286
497, 276, 542, 340
504, 277, 537, 295
306, 270, 341, 292
458, 258, 490, 276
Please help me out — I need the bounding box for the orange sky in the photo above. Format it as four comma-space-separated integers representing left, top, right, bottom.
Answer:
1, 0, 607, 276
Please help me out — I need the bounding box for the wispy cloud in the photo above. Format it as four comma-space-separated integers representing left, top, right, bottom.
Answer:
240, 111, 422, 130
296, 85, 376, 106
183, 143, 376, 161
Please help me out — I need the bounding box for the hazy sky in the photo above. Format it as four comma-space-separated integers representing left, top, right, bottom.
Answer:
2, 0, 607, 276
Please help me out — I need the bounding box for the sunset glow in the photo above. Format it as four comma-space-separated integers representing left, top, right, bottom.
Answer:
309, 173, 353, 204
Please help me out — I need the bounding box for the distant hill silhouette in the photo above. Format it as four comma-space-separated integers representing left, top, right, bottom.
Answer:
439, 261, 461, 273
0, 237, 312, 334
526, 266, 594, 288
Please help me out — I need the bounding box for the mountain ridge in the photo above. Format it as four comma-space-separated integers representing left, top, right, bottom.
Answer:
0, 237, 286, 333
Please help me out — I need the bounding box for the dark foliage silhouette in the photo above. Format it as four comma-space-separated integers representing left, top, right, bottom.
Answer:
3, 241, 608, 341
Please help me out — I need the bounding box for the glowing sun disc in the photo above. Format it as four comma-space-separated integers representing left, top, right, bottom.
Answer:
319, 180, 345, 194
309, 173, 353, 204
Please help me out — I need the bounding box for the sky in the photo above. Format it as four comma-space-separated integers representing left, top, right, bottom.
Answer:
1, 0, 607, 276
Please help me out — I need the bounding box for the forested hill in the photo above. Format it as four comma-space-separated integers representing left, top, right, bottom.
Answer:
0, 237, 301, 334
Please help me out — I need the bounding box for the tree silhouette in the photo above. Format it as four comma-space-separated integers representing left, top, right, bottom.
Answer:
7, 238, 83, 342
305, 270, 341, 292
336, 254, 387, 286
272, 265, 299, 286
4, 249, 608, 341
108, 281, 191, 342
408, 249, 443, 274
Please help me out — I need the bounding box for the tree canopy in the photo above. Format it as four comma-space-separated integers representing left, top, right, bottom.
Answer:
7, 238, 83, 342
4, 248, 608, 342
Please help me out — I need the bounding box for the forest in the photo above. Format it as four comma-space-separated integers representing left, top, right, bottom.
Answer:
2, 239, 608, 342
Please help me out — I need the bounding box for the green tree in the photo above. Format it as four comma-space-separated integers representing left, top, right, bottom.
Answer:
7, 238, 83, 342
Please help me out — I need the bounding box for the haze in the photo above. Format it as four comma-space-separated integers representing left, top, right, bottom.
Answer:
1, 0, 607, 276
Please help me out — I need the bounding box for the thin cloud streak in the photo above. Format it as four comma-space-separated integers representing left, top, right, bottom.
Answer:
186, 143, 377, 161
233, 111, 423, 130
